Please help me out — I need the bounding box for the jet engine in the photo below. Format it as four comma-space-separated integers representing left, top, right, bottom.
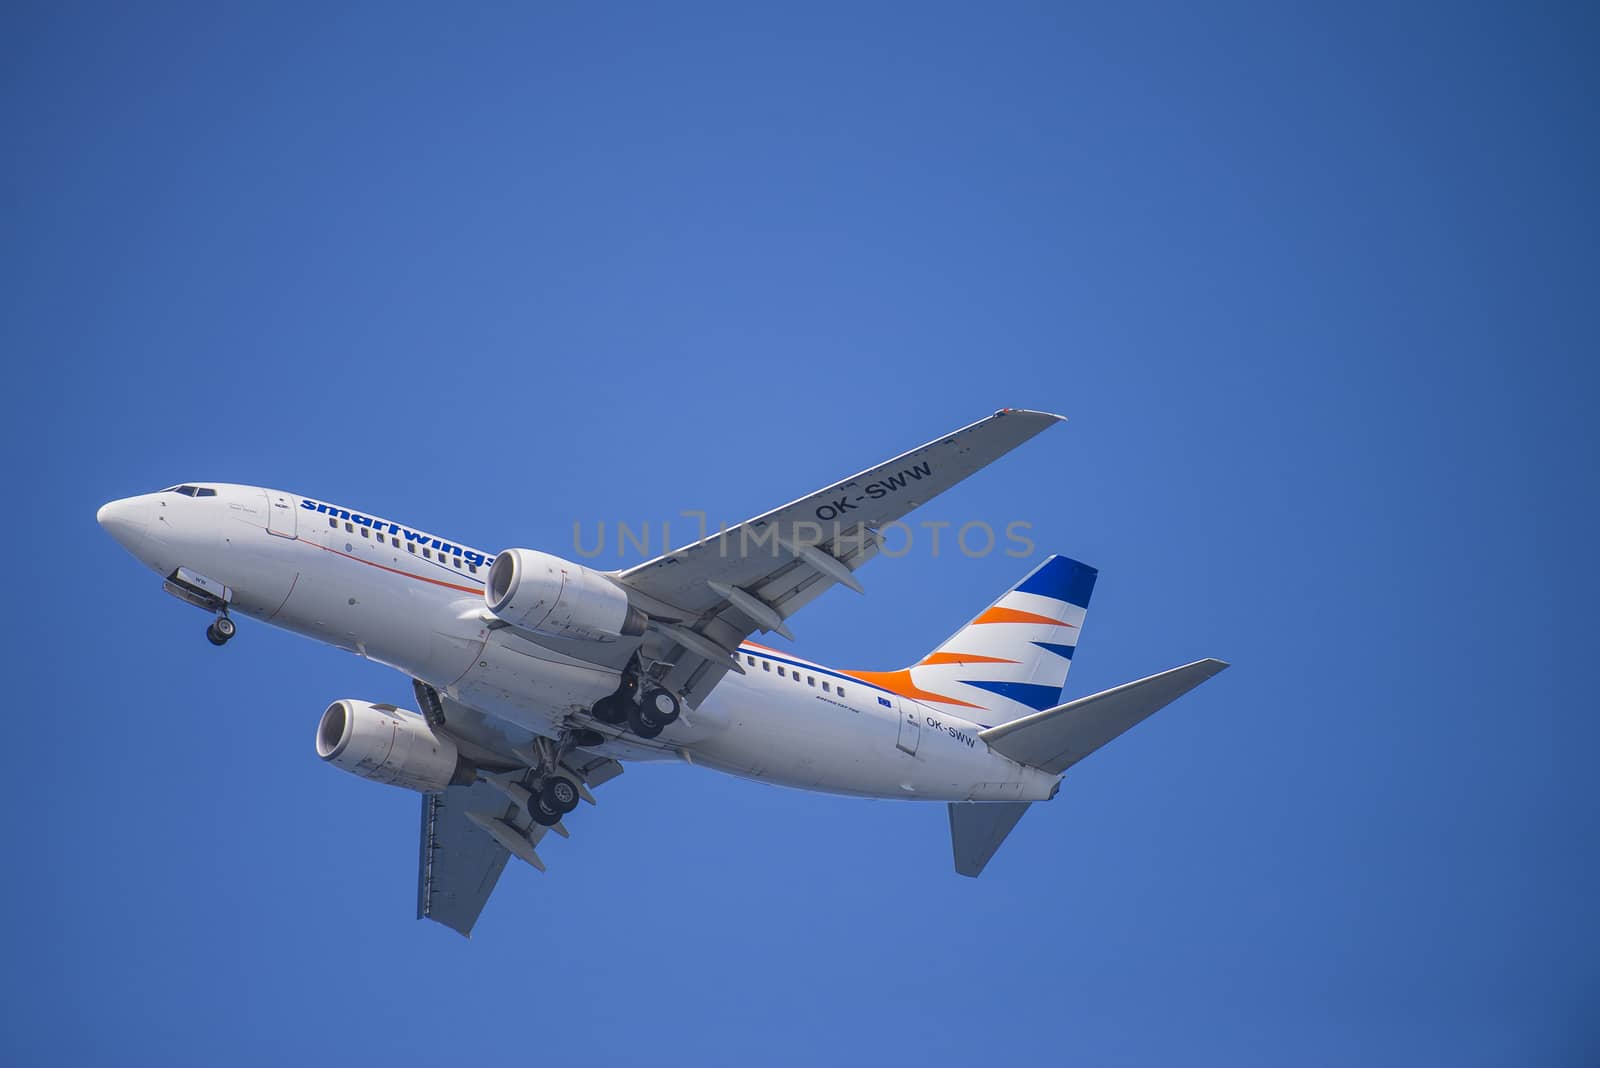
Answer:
315, 699, 472, 792
485, 548, 647, 642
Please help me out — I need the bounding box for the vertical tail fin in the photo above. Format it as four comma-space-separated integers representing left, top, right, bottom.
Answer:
847, 555, 1097, 726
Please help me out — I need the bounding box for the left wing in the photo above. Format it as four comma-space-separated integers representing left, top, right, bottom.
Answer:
618, 409, 1065, 708
417, 703, 625, 937
417, 781, 513, 937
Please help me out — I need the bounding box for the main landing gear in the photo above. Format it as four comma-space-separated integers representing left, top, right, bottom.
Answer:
205, 614, 236, 647
522, 734, 587, 828
532, 776, 580, 826
588, 660, 681, 740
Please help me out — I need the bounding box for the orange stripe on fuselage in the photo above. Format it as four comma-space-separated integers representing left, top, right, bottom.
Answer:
840, 668, 986, 710
970, 605, 1076, 627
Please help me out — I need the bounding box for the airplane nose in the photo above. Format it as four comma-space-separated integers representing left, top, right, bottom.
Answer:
97, 497, 150, 551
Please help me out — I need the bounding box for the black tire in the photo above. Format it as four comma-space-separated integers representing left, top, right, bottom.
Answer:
642, 687, 680, 725
530, 800, 562, 827
590, 693, 627, 725
213, 616, 236, 640
540, 776, 581, 815
205, 626, 227, 646
627, 702, 664, 740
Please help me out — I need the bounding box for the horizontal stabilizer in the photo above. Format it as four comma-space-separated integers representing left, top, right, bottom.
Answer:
948, 801, 1031, 877
979, 659, 1229, 774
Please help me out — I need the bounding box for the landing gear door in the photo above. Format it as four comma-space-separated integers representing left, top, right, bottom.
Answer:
265, 490, 298, 539
895, 701, 921, 756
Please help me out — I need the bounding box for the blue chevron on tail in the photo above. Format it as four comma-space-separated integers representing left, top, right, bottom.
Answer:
897, 555, 1097, 726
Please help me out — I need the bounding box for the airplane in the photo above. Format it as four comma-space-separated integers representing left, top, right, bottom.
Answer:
96, 409, 1227, 936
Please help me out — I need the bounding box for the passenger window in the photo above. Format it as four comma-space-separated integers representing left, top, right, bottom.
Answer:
807, 676, 815, 686
837, 686, 846, 699
344, 522, 353, 533
360, 527, 369, 539
777, 666, 785, 677
452, 557, 461, 568
424, 548, 432, 559
328, 517, 336, 528
468, 564, 477, 574
822, 682, 831, 693
762, 661, 770, 672
746, 655, 755, 666
793, 672, 801, 683
407, 543, 416, 554
391, 536, 399, 547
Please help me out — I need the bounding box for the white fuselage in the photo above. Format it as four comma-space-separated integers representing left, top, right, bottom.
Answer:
97, 484, 1061, 803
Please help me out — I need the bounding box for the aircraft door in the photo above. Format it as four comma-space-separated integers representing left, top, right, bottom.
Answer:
265, 490, 298, 539
895, 701, 921, 756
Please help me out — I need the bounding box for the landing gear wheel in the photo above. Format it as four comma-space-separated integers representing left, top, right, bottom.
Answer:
590, 693, 628, 725
205, 618, 234, 646
641, 687, 680, 725
540, 776, 581, 816
530, 799, 563, 827
627, 702, 665, 740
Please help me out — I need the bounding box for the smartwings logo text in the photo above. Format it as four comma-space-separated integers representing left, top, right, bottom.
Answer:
299, 498, 492, 568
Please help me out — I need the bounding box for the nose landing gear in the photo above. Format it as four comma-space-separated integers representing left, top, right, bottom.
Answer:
205, 615, 236, 646
163, 567, 236, 647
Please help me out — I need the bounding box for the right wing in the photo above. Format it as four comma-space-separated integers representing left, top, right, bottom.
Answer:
617, 409, 1066, 709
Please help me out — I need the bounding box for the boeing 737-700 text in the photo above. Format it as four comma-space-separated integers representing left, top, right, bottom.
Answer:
97, 409, 1227, 935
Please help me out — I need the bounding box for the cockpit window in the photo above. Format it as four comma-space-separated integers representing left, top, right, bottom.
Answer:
162, 485, 216, 497
196, 487, 216, 497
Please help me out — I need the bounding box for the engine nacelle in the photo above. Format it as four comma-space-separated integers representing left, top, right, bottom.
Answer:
485, 548, 647, 642
315, 700, 470, 793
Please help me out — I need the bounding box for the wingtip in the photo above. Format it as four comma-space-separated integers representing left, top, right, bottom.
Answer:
996, 407, 1068, 423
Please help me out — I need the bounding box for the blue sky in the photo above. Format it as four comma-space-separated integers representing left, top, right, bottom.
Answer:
4, 3, 1595, 1064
